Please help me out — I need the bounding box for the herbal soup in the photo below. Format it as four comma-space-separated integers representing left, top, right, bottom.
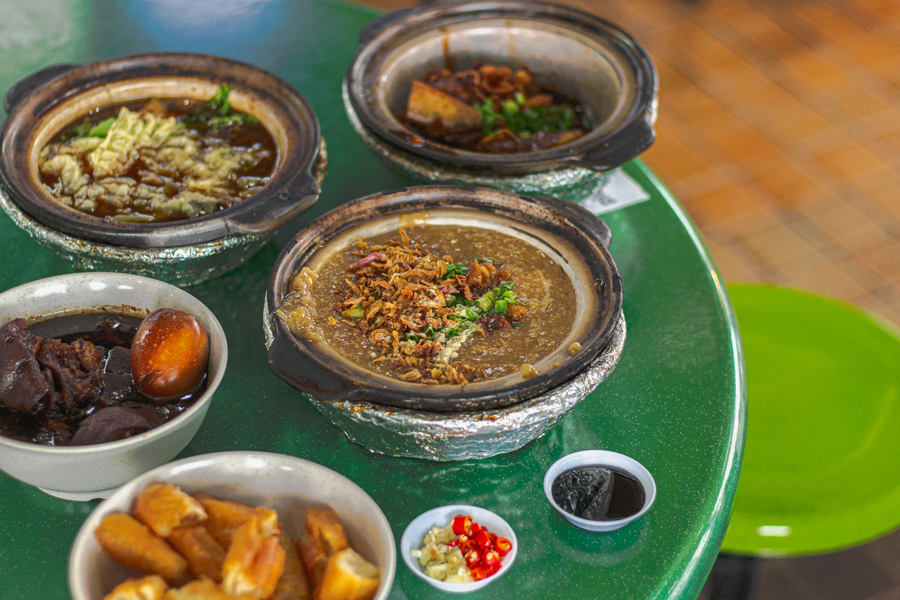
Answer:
38, 85, 277, 223
277, 225, 579, 385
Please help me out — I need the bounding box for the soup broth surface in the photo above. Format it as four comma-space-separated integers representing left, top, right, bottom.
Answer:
281, 225, 579, 385
38, 89, 277, 223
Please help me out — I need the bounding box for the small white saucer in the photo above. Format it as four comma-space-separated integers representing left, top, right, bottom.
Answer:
544, 450, 656, 532
400, 504, 517, 593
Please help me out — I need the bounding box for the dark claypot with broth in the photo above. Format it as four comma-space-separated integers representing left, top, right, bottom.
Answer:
345, 0, 657, 176
0, 52, 323, 249
265, 185, 623, 413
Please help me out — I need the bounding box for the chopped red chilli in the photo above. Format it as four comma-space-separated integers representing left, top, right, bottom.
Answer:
447, 514, 511, 581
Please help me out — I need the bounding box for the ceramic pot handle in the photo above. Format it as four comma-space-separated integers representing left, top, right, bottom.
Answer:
358, 9, 418, 44
3, 64, 80, 112
572, 115, 656, 173
224, 150, 323, 235
266, 314, 362, 403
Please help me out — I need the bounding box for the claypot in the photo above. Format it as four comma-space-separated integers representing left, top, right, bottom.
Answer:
344, 1, 657, 200
265, 185, 623, 414
0, 52, 325, 285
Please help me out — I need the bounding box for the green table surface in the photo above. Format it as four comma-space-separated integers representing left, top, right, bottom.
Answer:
0, 1, 746, 599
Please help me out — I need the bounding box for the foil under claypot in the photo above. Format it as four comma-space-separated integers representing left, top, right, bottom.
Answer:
0, 141, 327, 288
342, 83, 609, 202
277, 312, 625, 462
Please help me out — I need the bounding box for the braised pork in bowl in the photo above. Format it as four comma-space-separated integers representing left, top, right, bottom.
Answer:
265, 185, 622, 417
0, 53, 325, 286
0, 272, 227, 500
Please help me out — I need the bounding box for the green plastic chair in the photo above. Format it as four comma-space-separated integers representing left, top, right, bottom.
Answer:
712, 284, 900, 598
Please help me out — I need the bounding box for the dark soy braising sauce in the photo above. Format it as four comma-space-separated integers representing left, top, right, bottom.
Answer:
0, 313, 206, 446
551, 466, 645, 521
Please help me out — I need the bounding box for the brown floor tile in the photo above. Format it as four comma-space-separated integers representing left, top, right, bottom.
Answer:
772, 248, 836, 281
688, 187, 780, 236
858, 243, 900, 282
756, 161, 823, 202
791, 259, 872, 301
790, 548, 899, 600
782, 48, 848, 87
835, 29, 900, 68
857, 294, 900, 326
809, 203, 878, 240
848, 165, 900, 197
741, 223, 817, 265
834, 223, 895, 255
859, 0, 900, 22
763, 101, 835, 141
818, 142, 889, 181
799, 128, 856, 157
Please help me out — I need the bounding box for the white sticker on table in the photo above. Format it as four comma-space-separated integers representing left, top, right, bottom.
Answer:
580, 169, 651, 215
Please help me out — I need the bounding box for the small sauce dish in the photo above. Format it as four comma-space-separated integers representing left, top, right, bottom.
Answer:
400, 504, 517, 593
544, 450, 656, 532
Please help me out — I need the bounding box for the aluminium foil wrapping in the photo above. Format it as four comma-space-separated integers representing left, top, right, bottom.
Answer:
307, 312, 626, 461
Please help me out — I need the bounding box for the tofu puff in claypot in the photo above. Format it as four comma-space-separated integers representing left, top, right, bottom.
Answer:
344, 0, 657, 201
264, 186, 625, 460
0, 53, 325, 286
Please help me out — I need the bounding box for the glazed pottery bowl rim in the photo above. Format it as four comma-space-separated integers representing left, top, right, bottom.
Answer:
0, 51, 323, 248
0, 271, 227, 455
346, 0, 657, 172
543, 450, 657, 532
266, 184, 623, 413
400, 503, 518, 593
68, 450, 397, 600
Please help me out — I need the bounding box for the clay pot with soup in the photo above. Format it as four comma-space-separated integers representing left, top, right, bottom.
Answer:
0, 53, 325, 285
265, 185, 622, 414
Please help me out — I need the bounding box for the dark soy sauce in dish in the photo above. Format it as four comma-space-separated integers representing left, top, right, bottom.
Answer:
551, 466, 645, 521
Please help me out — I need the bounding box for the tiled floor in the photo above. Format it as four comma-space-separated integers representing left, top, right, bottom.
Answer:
358, 0, 900, 597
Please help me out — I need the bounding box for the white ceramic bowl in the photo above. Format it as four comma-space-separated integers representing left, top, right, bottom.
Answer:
0, 272, 227, 500
68, 451, 396, 600
400, 504, 518, 594
543, 450, 657, 532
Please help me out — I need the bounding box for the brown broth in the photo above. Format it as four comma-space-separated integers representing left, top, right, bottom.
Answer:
307, 225, 577, 383
39, 98, 277, 222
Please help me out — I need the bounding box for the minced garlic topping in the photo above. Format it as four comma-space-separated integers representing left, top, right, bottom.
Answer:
409, 525, 474, 583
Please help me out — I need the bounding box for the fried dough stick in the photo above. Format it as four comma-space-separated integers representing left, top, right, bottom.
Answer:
272, 531, 311, 600
222, 516, 286, 600
193, 492, 279, 549
103, 575, 168, 600
95, 513, 188, 582
167, 525, 226, 582
135, 484, 207, 538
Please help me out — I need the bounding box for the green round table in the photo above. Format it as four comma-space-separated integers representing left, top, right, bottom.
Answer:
0, 2, 746, 599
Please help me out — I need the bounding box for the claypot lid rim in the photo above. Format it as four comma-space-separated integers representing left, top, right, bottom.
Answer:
346, 0, 658, 173
0, 52, 322, 249
266, 185, 624, 413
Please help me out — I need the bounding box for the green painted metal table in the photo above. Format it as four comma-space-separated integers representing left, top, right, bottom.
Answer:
0, 1, 746, 599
